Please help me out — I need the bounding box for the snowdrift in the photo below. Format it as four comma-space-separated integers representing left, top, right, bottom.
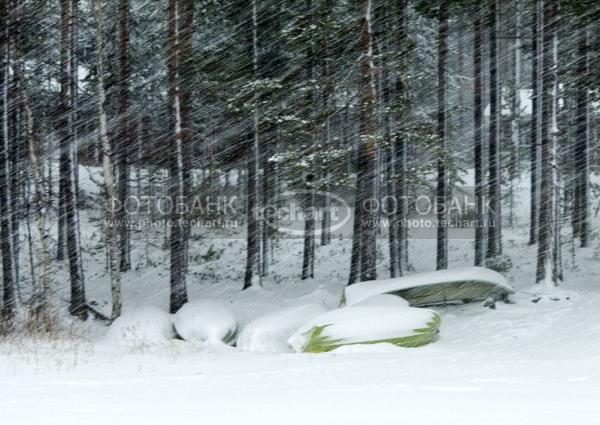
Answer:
173, 299, 237, 344
342, 267, 513, 307
288, 306, 440, 353
237, 304, 326, 353
102, 306, 175, 347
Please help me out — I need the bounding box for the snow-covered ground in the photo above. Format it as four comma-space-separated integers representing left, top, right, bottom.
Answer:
2, 172, 600, 424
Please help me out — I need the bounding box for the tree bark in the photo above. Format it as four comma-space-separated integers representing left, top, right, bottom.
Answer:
0, 0, 15, 327
243, 0, 261, 289
536, 0, 560, 286
94, 0, 121, 320
11, 40, 54, 330
117, 0, 131, 272
60, 0, 86, 320
529, 0, 540, 246
574, 25, 589, 247
167, 0, 191, 311
357, 0, 377, 282
436, 0, 448, 270
473, 3, 485, 266
486, 0, 501, 260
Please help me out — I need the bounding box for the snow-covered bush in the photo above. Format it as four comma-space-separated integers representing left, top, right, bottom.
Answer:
485, 255, 513, 274
237, 303, 326, 353
288, 306, 440, 353
102, 306, 175, 347
173, 299, 237, 345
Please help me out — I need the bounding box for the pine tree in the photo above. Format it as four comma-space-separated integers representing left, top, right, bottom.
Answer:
117, 0, 131, 272
0, 0, 15, 327
60, 0, 86, 320
436, 0, 449, 270
486, 0, 501, 260
243, 0, 261, 290
536, 0, 561, 286
573, 23, 589, 247
357, 0, 377, 282
529, 0, 540, 246
167, 0, 192, 311
473, 0, 485, 266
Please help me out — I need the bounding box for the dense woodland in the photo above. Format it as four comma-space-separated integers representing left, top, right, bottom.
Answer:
0, 0, 599, 331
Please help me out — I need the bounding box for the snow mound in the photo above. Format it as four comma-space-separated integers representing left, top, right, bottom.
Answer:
288, 306, 440, 353
102, 306, 175, 347
342, 266, 513, 307
173, 299, 237, 345
237, 303, 326, 353
355, 294, 410, 308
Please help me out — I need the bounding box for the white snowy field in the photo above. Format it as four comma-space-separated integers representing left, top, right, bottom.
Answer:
2, 172, 600, 424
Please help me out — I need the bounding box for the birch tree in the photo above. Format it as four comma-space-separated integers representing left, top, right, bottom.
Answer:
94, 0, 121, 320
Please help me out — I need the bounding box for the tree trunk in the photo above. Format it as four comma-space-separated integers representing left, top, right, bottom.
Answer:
301, 2, 316, 280
508, 0, 521, 228
473, 3, 485, 266
11, 40, 54, 330
301, 176, 315, 280
536, 0, 560, 286
395, 0, 409, 274
357, 0, 377, 282
243, 0, 261, 289
117, 0, 131, 272
167, 0, 190, 311
486, 0, 501, 260
436, 0, 448, 270
61, 0, 86, 320
0, 0, 15, 327
574, 25, 589, 247
94, 0, 121, 320
529, 0, 540, 246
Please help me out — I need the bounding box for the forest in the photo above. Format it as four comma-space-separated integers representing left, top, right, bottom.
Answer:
1, 0, 600, 423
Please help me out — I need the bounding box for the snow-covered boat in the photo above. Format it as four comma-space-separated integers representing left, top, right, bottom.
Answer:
342, 267, 513, 307
288, 306, 440, 353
